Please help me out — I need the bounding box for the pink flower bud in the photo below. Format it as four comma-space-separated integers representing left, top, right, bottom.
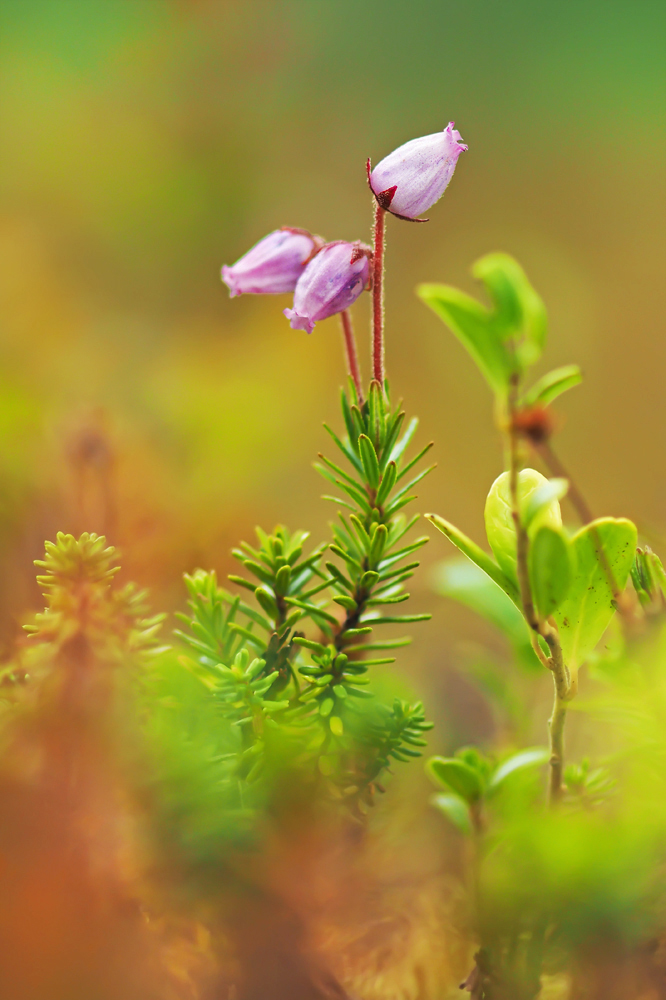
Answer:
369, 122, 468, 221
284, 241, 371, 335
221, 227, 321, 297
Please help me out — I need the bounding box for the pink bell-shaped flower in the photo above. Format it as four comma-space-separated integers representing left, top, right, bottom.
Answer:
222, 227, 321, 297
369, 122, 468, 221
284, 241, 371, 335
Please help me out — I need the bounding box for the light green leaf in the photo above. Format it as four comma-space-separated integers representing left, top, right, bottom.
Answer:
484, 469, 561, 582
523, 479, 569, 529
417, 283, 513, 394
472, 252, 547, 369
329, 716, 343, 736
358, 434, 380, 489
488, 747, 550, 792
426, 513, 520, 606
430, 793, 472, 834
553, 517, 637, 671
427, 756, 484, 803
178, 654, 224, 692
529, 525, 573, 619
631, 545, 666, 609
523, 364, 583, 407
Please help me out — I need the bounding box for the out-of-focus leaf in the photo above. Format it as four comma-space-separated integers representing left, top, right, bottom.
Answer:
529, 525, 573, 619
430, 793, 472, 835
427, 756, 484, 802
472, 252, 547, 369
432, 558, 531, 648
523, 478, 569, 529
564, 758, 616, 806
523, 364, 583, 407
417, 283, 513, 394
554, 518, 637, 671
178, 654, 224, 692
631, 546, 666, 611
419, 255, 548, 395
488, 747, 550, 792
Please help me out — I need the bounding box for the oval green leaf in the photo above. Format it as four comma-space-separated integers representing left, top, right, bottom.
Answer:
523, 364, 583, 407
427, 756, 484, 803
529, 525, 573, 619
553, 517, 637, 671
488, 747, 550, 792
523, 478, 569, 529
430, 793, 472, 835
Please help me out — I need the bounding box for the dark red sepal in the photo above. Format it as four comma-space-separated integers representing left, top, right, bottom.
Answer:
365, 160, 429, 221
367, 157, 397, 209
389, 211, 429, 223
375, 185, 397, 210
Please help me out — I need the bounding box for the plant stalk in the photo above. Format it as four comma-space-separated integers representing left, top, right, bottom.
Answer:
339, 309, 364, 404
548, 684, 568, 805
532, 438, 594, 526
371, 202, 386, 387
507, 378, 539, 633
507, 376, 572, 804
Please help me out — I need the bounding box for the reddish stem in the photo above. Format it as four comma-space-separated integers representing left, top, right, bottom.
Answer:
532, 438, 594, 525
371, 202, 386, 387
339, 310, 364, 404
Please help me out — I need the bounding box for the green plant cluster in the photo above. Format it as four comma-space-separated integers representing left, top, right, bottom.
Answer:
25, 531, 165, 664
174, 381, 433, 817
420, 253, 666, 998
419, 254, 637, 671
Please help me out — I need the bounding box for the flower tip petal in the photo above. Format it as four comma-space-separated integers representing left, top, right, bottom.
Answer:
444, 120, 467, 148
283, 308, 315, 334
221, 266, 239, 297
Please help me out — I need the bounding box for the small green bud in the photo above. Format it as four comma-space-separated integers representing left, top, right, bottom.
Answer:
484, 468, 561, 580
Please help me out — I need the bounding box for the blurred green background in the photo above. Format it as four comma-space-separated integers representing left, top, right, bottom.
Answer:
0, 0, 664, 745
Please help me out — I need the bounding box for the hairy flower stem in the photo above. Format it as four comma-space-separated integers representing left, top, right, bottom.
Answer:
371, 202, 386, 387
507, 376, 572, 804
339, 310, 364, 404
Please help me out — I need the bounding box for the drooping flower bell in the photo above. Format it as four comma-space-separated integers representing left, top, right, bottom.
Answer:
221, 227, 321, 297
284, 241, 371, 335
369, 122, 468, 221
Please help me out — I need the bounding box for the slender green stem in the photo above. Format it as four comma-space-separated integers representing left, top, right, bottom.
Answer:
548, 685, 568, 805
507, 377, 539, 632
506, 376, 572, 804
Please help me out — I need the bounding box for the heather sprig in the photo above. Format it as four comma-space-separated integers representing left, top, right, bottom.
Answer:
26, 531, 165, 661
174, 386, 435, 812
